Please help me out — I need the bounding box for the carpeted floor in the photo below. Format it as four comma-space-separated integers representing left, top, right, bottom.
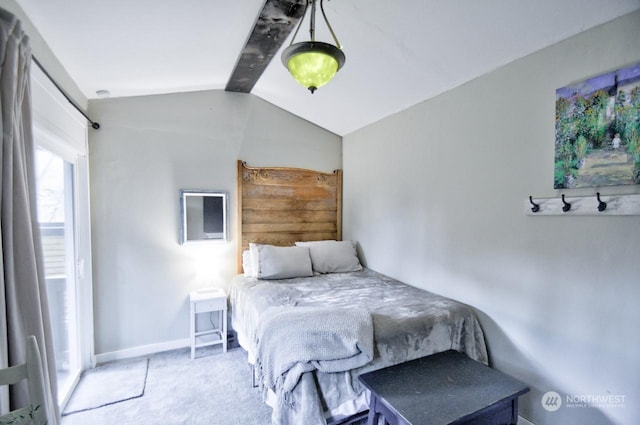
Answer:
61, 346, 272, 425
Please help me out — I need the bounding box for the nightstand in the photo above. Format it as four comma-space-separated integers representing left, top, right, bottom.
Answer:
189, 288, 227, 359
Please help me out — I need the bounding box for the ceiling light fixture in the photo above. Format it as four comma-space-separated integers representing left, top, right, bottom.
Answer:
281, 0, 345, 94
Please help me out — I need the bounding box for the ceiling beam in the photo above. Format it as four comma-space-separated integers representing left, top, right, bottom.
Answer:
225, 0, 306, 93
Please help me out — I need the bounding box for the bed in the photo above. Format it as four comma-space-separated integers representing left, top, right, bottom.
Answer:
231, 161, 488, 425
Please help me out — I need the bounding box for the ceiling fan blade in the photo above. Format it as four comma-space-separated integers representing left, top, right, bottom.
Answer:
225, 0, 306, 93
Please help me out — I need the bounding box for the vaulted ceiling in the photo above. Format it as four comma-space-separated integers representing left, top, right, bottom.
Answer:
17, 0, 640, 136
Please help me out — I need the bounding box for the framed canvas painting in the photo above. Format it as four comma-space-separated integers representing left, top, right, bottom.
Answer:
554, 62, 640, 189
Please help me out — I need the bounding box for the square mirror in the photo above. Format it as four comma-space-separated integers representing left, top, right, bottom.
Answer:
180, 190, 228, 244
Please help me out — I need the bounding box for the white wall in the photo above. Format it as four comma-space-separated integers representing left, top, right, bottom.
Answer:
343, 11, 640, 425
88, 90, 341, 357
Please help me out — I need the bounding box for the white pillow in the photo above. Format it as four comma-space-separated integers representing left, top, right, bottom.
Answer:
295, 240, 363, 273
250, 244, 313, 280
242, 250, 256, 278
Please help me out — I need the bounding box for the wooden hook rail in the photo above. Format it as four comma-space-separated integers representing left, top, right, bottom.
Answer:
525, 193, 640, 216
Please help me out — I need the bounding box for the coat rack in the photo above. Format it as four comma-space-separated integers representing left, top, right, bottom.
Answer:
526, 193, 640, 216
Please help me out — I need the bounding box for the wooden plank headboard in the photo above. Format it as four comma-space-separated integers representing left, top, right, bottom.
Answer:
236, 160, 342, 273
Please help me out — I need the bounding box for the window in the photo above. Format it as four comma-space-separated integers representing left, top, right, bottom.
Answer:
31, 63, 93, 408
35, 148, 79, 400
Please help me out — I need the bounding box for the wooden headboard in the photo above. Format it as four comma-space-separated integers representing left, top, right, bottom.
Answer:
236, 161, 342, 273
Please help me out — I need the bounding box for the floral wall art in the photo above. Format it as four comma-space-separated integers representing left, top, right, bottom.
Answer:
554, 62, 640, 189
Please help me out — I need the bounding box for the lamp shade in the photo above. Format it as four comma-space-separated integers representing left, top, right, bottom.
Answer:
282, 41, 345, 93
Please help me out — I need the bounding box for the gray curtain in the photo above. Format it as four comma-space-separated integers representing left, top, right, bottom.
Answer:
0, 8, 60, 425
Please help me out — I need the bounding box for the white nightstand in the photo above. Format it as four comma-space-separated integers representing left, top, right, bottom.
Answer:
189, 288, 227, 359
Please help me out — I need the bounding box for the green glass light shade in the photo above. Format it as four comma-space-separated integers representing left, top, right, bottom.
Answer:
282, 42, 345, 93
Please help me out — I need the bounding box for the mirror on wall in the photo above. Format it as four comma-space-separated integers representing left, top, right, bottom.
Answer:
180, 190, 228, 244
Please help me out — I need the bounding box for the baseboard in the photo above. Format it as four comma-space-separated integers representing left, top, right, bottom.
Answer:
519, 416, 535, 425
94, 338, 190, 364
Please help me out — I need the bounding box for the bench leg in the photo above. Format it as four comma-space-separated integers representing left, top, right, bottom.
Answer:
367, 396, 382, 425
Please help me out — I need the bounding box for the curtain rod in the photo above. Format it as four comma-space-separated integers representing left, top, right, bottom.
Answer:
32, 56, 100, 130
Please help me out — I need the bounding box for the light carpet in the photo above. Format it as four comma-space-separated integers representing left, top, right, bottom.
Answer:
61, 346, 273, 425
63, 357, 149, 415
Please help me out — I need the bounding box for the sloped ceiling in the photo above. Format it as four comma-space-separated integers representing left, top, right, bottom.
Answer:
16, 0, 640, 136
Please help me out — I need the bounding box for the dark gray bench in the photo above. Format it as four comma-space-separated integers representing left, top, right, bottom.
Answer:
358, 350, 530, 425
